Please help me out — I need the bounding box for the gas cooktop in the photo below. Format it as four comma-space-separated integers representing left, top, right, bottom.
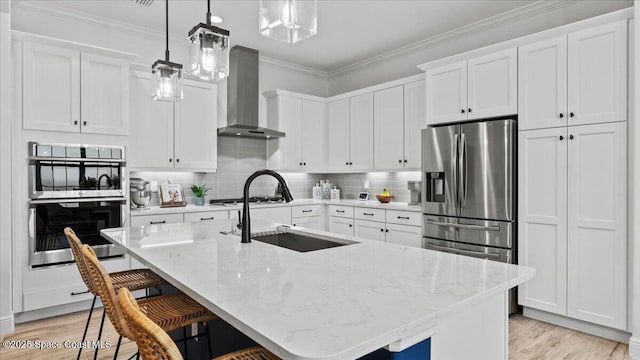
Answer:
209, 196, 285, 206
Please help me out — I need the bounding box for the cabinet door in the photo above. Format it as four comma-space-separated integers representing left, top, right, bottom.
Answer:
251, 207, 292, 226
425, 60, 467, 125
174, 80, 217, 170
301, 99, 326, 171
568, 20, 627, 125
518, 36, 568, 130
327, 99, 350, 171
292, 217, 323, 231
385, 223, 421, 248
275, 96, 303, 170
567, 122, 626, 330
467, 48, 517, 119
80, 53, 129, 135
517, 128, 567, 315
354, 219, 386, 242
129, 71, 174, 169
403, 80, 425, 169
349, 92, 374, 171
329, 217, 354, 237
130, 213, 184, 227
374, 85, 404, 170
22, 42, 80, 132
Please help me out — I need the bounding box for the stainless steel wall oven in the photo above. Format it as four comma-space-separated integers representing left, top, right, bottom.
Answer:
28, 142, 127, 268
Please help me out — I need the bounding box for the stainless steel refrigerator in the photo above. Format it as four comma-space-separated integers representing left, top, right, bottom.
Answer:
421, 118, 517, 311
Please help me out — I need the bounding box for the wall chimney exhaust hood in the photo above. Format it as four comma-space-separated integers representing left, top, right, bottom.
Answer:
217, 46, 285, 139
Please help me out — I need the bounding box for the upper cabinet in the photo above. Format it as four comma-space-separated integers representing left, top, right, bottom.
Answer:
519, 20, 627, 130
266, 91, 327, 172
20, 39, 131, 135
327, 93, 374, 172
425, 48, 517, 125
129, 71, 217, 171
327, 98, 351, 170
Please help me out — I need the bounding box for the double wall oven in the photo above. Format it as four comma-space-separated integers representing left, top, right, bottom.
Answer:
28, 142, 127, 268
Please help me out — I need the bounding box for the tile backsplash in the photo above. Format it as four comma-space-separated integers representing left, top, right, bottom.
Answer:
132, 137, 421, 205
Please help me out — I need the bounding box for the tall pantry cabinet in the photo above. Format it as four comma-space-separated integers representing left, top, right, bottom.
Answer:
517, 20, 628, 330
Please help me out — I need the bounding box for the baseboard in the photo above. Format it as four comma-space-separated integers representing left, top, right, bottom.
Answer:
0, 315, 15, 337
629, 337, 640, 360
14, 298, 97, 324
522, 307, 631, 343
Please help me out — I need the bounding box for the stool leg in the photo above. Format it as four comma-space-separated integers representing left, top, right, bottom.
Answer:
93, 309, 106, 360
113, 335, 122, 360
205, 323, 212, 359
183, 326, 189, 360
78, 295, 97, 360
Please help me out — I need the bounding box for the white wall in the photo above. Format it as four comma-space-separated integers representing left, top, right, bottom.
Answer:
328, 0, 632, 95
630, 3, 640, 358
0, 0, 14, 336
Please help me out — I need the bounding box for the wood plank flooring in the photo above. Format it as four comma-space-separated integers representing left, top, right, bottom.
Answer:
0, 311, 631, 359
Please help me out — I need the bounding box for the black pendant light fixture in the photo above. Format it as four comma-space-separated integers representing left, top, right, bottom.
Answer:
152, 0, 183, 101
188, 0, 230, 82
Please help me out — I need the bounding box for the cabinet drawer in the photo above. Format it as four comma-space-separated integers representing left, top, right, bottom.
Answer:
291, 204, 322, 218
184, 210, 229, 223
386, 210, 421, 226
354, 207, 385, 222
131, 213, 183, 227
329, 205, 353, 218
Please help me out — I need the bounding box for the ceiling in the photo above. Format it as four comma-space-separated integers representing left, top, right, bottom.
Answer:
20, 0, 542, 71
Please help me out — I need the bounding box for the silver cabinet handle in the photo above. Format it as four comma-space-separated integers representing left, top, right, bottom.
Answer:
426, 220, 500, 232
427, 243, 501, 260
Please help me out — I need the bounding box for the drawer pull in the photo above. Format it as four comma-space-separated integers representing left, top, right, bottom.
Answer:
397, 216, 410, 220
363, 212, 374, 216
302, 210, 313, 213
200, 217, 215, 221
336, 210, 345, 213
150, 220, 166, 225
71, 290, 90, 296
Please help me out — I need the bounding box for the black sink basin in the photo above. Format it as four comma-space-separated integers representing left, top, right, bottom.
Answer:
252, 231, 356, 252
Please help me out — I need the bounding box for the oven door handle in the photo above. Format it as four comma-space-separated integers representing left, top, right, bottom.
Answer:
427, 243, 502, 260
426, 219, 500, 232
30, 197, 127, 204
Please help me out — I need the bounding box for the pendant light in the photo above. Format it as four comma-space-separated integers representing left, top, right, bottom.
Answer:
152, 0, 183, 101
188, 0, 230, 82
259, 0, 317, 44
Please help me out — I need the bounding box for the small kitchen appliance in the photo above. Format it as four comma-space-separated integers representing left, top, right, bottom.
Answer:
407, 181, 422, 205
130, 178, 152, 209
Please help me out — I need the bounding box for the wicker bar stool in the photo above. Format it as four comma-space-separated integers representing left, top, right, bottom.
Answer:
64, 227, 169, 360
81, 244, 217, 360
118, 288, 280, 360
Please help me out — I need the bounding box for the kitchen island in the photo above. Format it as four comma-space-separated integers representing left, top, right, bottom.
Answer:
101, 222, 534, 360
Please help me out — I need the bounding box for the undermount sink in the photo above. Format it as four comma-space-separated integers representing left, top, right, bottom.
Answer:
252, 228, 357, 253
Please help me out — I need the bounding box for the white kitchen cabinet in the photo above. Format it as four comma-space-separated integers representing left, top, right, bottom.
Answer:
425, 48, 517, 125
130, 213, 184, 227
183, 210, 229, 223
374, 85, 405, 170
567, 21, 627, 126
425, 60, 467, 124
518, 121, 627, 330
518, 21, 627, 130
403, 80, 426, 169
266, 92, 326, 172
566, 122, 627, 330
174, 79, 217, 170
292, 205, 323, 231
518, 36, 568, 130
328, 98, 351, 171
251, 207, 292, 227
354, 219, 386, 242
292, 217, 323, 231
329, 217, 354, 237
518, 127, 568, 315
349, 93, 375, 171
21, 40, 130, 135
385, 223, 422, 248
129, 71, 217, 171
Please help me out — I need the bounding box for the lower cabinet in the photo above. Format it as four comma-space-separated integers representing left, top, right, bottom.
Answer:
251, 207, 292, 227
354, 219, 387, 242
130, 213, 184, 227
385, 223, 422, 247
329, 216, 354, 237
292, 217, 323, 231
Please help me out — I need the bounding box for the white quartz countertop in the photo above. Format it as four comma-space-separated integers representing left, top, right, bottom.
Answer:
101, 222, 534, 360
130, 199, 422, 216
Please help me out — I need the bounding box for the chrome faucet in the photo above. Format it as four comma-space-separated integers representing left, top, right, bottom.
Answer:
241, 170, 293, 243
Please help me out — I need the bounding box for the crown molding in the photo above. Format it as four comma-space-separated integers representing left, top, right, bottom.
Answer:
329, 0, 581, 77
259, 55, 328, 78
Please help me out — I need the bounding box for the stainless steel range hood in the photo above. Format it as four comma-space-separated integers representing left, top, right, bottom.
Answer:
217, 46, 285, 139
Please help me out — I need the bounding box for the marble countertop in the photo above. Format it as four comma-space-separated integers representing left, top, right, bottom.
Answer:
130, 199, 422, 216
102, 222, 534, 360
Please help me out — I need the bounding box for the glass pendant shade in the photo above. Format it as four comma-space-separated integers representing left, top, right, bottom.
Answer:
259, 0, 317, 44
188, 24, 230, 82
151, 60, 183, 102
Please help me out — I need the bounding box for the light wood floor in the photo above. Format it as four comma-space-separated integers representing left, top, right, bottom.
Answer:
0, 311, 631, 359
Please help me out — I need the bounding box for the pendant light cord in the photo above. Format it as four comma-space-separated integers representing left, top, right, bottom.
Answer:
206, 0, 211, 25
165, 0, 170, 61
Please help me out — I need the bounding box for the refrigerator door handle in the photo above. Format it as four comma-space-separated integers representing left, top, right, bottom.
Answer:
460, 133, 468, 209
453, 133, 459, 214
426, 219, 501, 232
426, 242, 502, 260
